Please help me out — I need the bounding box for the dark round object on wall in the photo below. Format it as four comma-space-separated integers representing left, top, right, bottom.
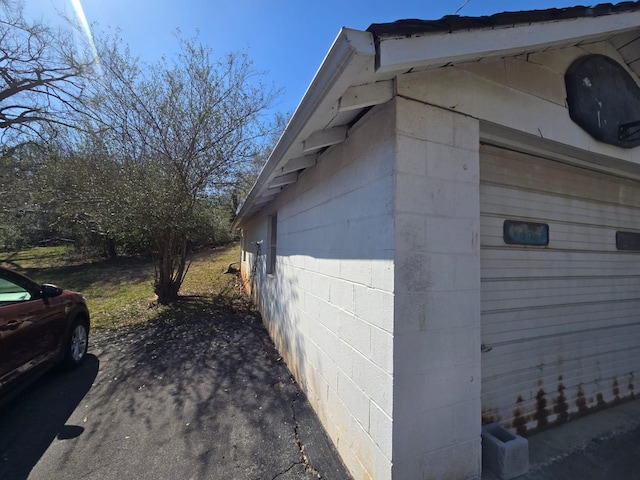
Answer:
565, 54, 640, 148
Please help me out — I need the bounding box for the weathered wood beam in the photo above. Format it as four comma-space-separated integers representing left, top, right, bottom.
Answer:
280, 155, 317, 174
268, 172, 298, 189
255, 193, 277, 205
338, 80, 394, 112
303, 126, 347, 153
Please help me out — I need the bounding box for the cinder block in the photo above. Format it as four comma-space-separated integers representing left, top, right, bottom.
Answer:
354, 285, 394, 332
329, 277, 354, 311
336, 372, 370, 429
369, 400, 393, 459
370, 327, 393, 373
339, 259, 372, 286
338, 310, 371, 358
352, 352, 393, 415
370, 259, 394, 292
482, 423, 529, 480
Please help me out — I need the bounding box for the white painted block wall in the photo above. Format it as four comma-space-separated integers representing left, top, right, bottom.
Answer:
241, 102, 397, 480
243, 97, 485, 479
391, 97, 482, 479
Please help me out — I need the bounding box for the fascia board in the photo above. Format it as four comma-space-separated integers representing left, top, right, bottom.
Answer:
376, 12, 640, 76
233, 27, 375, 229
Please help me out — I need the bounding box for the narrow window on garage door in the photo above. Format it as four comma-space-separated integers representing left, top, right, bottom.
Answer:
267, 214, 277, 274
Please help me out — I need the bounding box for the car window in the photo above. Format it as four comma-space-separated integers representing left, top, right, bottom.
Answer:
0, 277, 32, 303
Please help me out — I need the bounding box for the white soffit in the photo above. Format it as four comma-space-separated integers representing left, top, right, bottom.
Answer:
375, 11, 640, 76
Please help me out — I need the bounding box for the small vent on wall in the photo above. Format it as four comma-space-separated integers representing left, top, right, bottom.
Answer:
503, 220, 549, 246
616, 231, 640, 251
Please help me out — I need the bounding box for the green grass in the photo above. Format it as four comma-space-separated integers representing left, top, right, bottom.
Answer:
0, 243, 245, 331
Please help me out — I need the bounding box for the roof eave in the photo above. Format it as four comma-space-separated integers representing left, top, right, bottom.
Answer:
375, 9, 640, 76
233, 5, 640, 230
232, 28, 376, 229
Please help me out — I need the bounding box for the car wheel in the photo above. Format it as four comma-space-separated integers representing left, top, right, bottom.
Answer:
62, 318, 89, 368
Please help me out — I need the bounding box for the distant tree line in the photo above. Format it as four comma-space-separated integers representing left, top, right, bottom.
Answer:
0, 0, 282, 303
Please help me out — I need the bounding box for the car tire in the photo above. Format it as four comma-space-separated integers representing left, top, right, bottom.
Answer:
61, 317, 89, 369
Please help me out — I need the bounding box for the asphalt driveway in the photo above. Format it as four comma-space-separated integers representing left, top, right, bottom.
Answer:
0, 299, 350, 480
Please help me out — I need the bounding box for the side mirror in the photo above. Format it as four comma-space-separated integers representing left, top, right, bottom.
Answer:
41, 284, 62, 298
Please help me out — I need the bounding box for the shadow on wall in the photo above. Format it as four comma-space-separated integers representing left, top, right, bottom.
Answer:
249, 247, 304, 382
242, 236, 319, 404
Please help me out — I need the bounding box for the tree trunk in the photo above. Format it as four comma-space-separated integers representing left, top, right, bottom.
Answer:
154, 231, 189, 304
106, 238, 118, 258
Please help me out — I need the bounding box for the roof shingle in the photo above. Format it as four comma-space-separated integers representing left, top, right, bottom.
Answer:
367, 2, 640, 38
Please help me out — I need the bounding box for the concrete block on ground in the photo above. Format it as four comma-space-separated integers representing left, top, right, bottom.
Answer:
482, 423, 529, 480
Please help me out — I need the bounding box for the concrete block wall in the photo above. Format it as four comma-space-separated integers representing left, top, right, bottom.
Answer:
391, 97, 482, 479
241, 102, 397, 480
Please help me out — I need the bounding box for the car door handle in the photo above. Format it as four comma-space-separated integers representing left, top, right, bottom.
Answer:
2, 320, 21, 331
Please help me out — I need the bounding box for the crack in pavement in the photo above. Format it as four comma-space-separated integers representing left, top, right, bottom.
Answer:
270, 397, 322, 480
269, 462, 299, 480
292, 398, 322, 479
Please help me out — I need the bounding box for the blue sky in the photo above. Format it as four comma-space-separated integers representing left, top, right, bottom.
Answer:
29, 0, 591, 117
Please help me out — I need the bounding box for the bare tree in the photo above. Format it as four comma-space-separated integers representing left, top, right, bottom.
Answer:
0, 0, 95, 249
0, 0, 94, 142
84, 33, 279, 303
226, 111, 289, 214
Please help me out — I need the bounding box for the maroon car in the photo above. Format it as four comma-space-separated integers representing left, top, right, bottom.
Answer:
0, 266, 90, 402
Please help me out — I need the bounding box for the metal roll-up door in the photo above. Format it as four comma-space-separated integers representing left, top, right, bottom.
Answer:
480, 144, 640, 435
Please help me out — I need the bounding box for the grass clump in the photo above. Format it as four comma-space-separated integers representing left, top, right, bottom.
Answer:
0, 243, 245, 331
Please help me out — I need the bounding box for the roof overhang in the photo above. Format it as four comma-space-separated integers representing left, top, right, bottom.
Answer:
232, 28, 377, 228
373, 8, 640, 78
233, 2, 640, 229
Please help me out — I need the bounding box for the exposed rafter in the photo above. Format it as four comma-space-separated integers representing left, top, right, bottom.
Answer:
303, 126, 348, 153
269, 172, 298, 189
338, 80, 394, 112
255, 194, 277, 205
280, 155, 317, 175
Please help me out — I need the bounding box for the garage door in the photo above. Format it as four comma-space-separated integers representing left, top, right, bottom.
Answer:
480, 144, 640, 435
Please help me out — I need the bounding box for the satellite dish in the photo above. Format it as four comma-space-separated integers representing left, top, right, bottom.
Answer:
565, 54, 640, 148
